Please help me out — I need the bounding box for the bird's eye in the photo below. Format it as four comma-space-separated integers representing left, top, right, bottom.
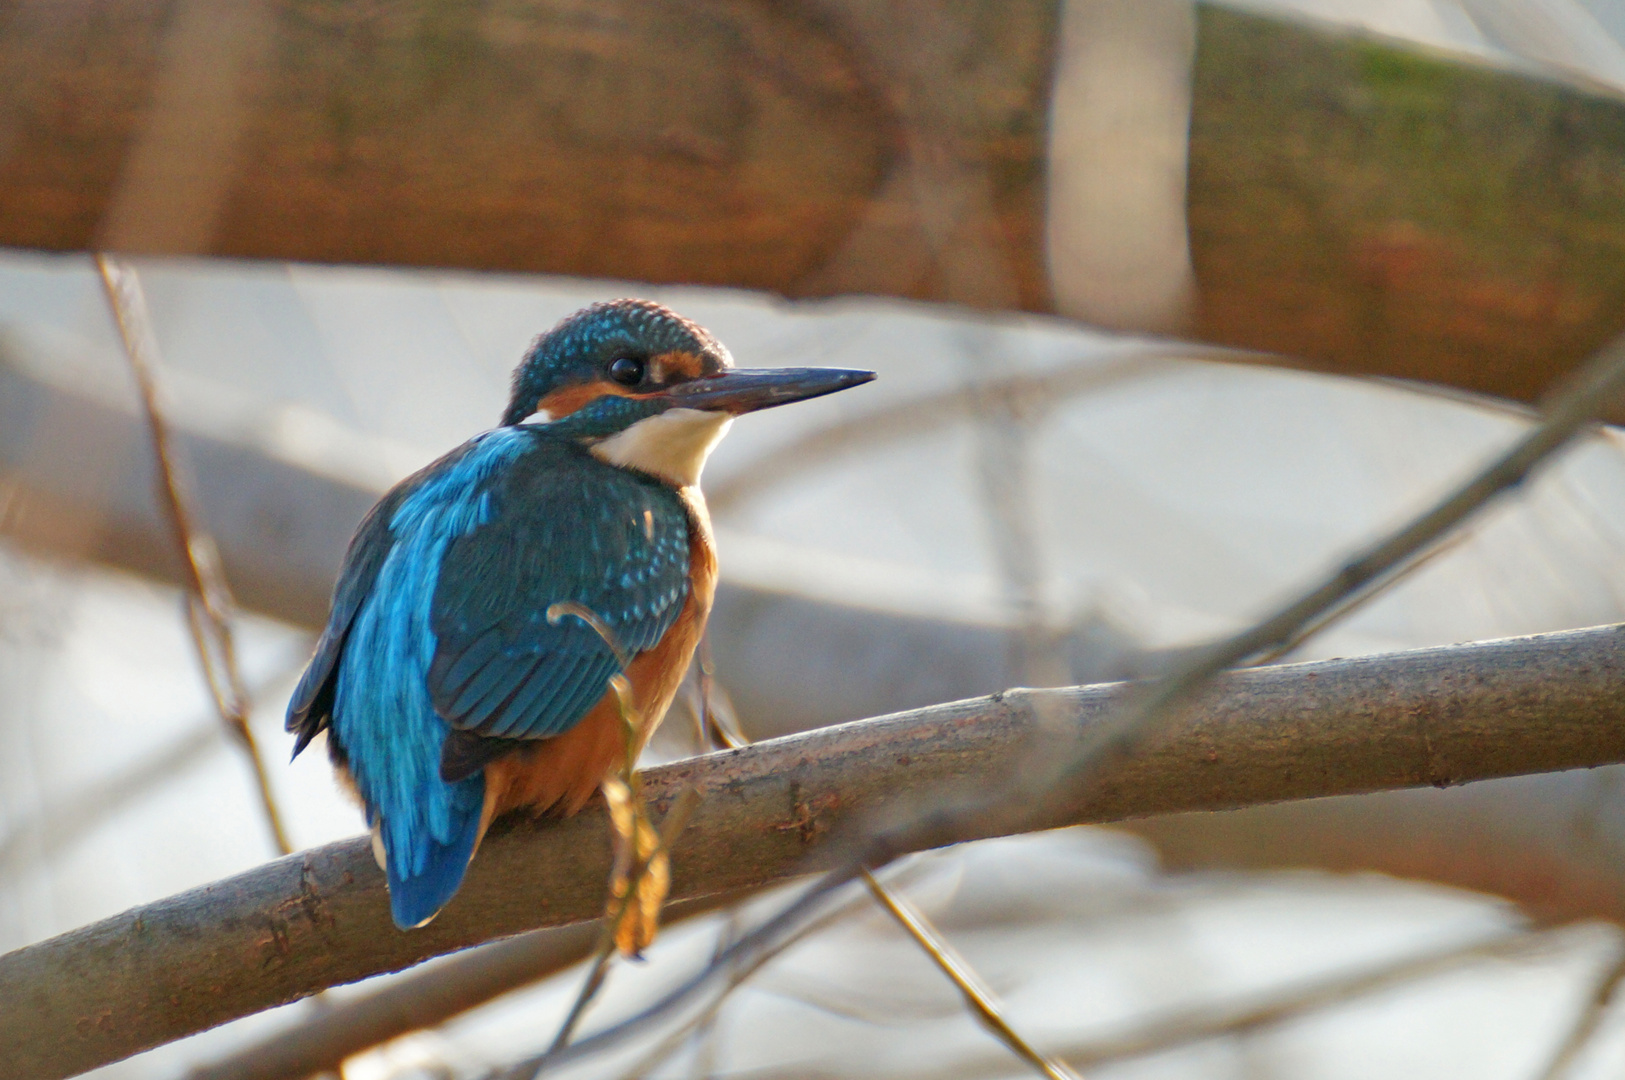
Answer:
608, 355, 646, 386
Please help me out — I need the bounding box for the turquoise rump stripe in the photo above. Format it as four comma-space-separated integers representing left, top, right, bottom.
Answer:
332, 427, 530, 928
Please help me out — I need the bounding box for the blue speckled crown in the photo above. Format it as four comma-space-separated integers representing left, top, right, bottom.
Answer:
502, 299, 730, 427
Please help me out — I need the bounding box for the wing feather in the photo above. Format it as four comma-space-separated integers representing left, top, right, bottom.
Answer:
434, 627, 507, 707
427, 439, 692, 750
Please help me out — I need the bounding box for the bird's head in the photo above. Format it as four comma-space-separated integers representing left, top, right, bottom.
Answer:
504, 299, 874, 487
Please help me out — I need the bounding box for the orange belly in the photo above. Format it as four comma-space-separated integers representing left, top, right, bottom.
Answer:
480, 490, 717, 832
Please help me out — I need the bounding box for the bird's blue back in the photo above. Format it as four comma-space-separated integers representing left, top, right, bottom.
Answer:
288, 426, 692, 927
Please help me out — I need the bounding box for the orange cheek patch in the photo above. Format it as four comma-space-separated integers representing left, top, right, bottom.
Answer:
533, 353, 712, 418
535, 380, 636, 418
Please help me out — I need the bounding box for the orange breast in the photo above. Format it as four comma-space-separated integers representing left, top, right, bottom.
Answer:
480, 489, 718, 831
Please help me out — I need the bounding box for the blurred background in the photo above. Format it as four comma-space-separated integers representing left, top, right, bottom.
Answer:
11, 0, 1625, 1077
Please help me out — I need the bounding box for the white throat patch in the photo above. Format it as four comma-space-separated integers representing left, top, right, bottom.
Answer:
591, 408, 732, 488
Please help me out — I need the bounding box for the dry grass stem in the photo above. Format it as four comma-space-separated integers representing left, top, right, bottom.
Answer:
549, 605, 683, 959
94, 252, 292, 857
545, 711, 692, 1061
547, 601, 633, 670
547, 604, 683, 952
528, 605, 700, 1064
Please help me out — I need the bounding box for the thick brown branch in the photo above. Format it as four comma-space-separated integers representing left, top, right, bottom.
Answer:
5, 623, 1625, 1079
0, 5, 1623, 405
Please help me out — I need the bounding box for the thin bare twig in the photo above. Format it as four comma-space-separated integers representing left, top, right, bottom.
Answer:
740, 925, 1550, 1080
1529, 942, 1625, 1080
95, 253, 292, 857
183, 893, 766, 1080
612, 905, 748, 1080
668, 907, 741, 1078
618, 965, 739, 1078
517, 330, 1625, 1074
1245, 530, 1473, 667
863, 868, 1081, 1080
1034, 927, 1550, 1072
612, 878, 879, 1080
965, 331, 1061, 686
536, 939, 615, 1065
1026, 328, 1625, 832
498, 788, 700, 1080
692, 647, 1080, 1080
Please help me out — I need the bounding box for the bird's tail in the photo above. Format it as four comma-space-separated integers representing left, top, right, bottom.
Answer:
378, 773, 487, 929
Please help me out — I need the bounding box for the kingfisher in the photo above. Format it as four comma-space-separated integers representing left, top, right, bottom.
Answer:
286, 299, 873, 929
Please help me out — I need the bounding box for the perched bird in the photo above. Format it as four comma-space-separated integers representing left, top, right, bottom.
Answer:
287, 299, 873, 928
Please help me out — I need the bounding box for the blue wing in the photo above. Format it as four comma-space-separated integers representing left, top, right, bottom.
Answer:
284, 427, 690, 929
427, 435, 693, 773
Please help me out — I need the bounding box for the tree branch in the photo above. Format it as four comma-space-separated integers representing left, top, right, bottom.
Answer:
182, 888, 750, 1080
0, 6, 1623, 405
6, 622, 1625, 1079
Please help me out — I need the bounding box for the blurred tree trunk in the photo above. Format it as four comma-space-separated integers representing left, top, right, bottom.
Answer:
0, 3, 1622, 405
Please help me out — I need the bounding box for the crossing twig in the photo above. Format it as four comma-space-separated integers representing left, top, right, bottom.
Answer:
686, 648, 1081, 1080
95, 253, 292, 857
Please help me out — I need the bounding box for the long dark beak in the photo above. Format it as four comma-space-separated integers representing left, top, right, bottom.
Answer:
664, 367, 875, 414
